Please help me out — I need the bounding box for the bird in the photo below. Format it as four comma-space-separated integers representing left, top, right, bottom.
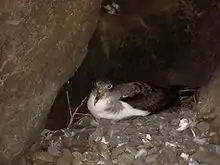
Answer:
87, 79, 190, 121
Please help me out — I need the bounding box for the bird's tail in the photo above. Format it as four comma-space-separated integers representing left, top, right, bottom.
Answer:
157, 85, 198, 112
169, 85, 198, 99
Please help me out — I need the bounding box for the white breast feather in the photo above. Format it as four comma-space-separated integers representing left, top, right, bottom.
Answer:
87, 93, 149, 120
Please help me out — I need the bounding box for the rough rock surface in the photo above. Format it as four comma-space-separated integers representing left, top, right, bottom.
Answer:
26, 99, 220, 165
197, 62, 220, 144
47, 0, 220, 130
96, 0, 220, 87
0, 0, 101, 164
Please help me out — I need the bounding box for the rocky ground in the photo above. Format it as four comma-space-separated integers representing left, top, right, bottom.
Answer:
21, 97, 220, 165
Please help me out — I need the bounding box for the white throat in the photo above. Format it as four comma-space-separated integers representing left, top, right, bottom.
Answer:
87, 93, 110, 115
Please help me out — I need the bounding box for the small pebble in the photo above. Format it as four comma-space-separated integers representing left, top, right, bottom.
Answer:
135, 148, 148, 158
176, 118, 190, 131
165, 142, 177, 148
32, 151, 55, 163
180, 152, 189, 161
117, 153, 134, 165
145, 154, 158, 163
146, 134, 152, 141
196, 122, 210, 134
117, 142, 126, 148
101, 137, 109, 144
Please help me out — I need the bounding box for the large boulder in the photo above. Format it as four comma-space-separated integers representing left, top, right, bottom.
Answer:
197, 61, 220, 144
0, 0, 101, 164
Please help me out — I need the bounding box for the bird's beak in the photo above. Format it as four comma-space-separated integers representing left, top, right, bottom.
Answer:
94, 90, 102, 106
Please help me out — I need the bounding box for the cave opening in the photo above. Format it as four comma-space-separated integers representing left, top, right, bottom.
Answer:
45, 0, 220, 130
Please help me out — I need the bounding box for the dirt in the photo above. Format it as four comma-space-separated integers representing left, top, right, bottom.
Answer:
22, 97, 220, 165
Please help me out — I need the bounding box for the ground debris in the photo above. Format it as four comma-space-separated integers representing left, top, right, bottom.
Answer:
25, 105, 220, 165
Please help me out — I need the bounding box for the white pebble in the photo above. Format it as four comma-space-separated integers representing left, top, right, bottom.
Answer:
146, 134, 152, 141
142, 139, 149, 143
112, 2, 120, 10
95, 136, 102, 142
191, 129, 196, 137
97, 160, 105, 165
165, 142, 177, 148
176, 118, 190, 131
188, 157, 200, 165
101, 137, 109, 144
141, 134, 152, 143
117, 142, 125, 148
180, 152, 189, 161
135, 148, 148, 158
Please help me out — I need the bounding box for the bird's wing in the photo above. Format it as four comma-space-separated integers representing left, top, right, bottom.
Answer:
116, 82, 180, 113
122, 88, 169, 112
114, 82, 152, 98
104, 99, 124, 114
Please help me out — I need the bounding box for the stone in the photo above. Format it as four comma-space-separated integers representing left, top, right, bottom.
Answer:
25, 104, 220, 164
145, 154, 158, 164
197, 62, 220, 144
196, 122, 210, 134
192, 149, 220, 165
32, 151, 55, 163
96, 0, 220, 87
117, 153, 134, 165
55, 149, 73, 165
0, 0, 102, 164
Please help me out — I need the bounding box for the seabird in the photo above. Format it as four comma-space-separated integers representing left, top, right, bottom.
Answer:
87, 79, 194, 121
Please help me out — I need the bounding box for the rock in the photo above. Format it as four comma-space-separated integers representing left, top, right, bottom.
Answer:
192, 148, 220, 165
134, 148, 148, 158
145, 154, 158, 164
197, 62, 220, 144
18, 156, 27, 165
72, 159, 83, 165
71, 152, 85, 165
0, 0, 102, 164
157, 147, 177, 164
117, 153, 134, 165
32, 151, 55, 163
54, 149, 73, 165
94, 0, 220, 87
25, 103, 220, 165
196, 122, 210, 135
82, 151, 107, 165
93, 137, 110, 160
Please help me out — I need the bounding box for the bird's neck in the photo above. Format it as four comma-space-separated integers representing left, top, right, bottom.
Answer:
88, 93, 110, 111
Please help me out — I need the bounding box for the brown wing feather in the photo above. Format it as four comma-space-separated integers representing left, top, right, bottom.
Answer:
114, 82, 152, 98
118, 82, 180, 113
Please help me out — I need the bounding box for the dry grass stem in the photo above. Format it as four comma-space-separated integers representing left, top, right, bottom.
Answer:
66, 90, 88, 128
75, 112, 91, 116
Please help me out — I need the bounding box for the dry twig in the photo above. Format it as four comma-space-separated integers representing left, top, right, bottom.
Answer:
75, 112, 91, 116
66, 90, 88, 129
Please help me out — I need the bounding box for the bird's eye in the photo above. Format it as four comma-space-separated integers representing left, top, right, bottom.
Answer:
107, 84, 112, 89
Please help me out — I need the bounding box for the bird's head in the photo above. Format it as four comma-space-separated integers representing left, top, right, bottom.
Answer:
93, 79, 113, 105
